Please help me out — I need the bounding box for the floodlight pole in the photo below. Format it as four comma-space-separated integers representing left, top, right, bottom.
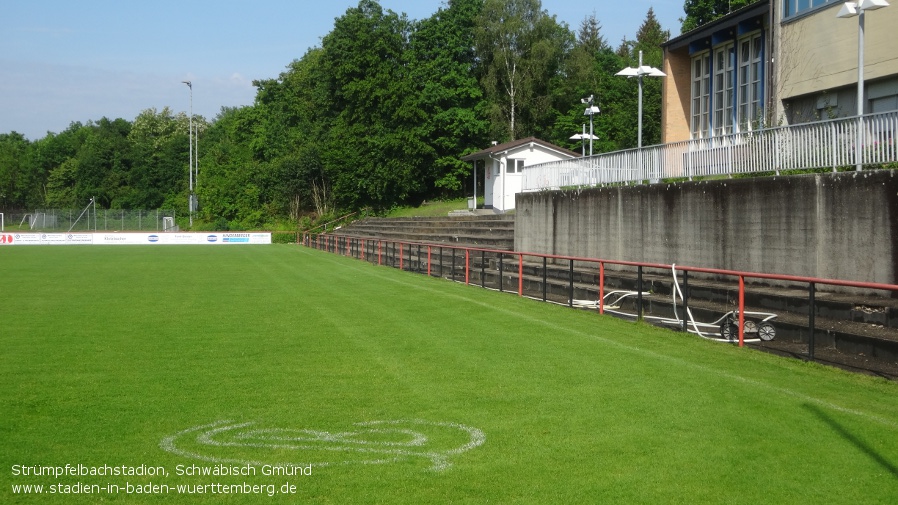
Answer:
857, 9, 865, 171
590, 112, 595, 156
616, 51, 666, 182
581, 95, 599, 156
839, 0, 891, 171
582, 124, 586, 156
616, 51, 666, 149
183, 80, 194, 227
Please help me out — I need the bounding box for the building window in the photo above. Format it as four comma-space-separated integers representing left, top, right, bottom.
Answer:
691, 30, 764, 139
506, 159, 525, 173
691, 52, 711, 138
737, 33, 763, 131
785, 0, 839, 18
713, 43, 735, 136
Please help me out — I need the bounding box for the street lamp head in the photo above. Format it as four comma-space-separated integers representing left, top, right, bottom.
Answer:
182, 80, 192, 88
859, 0, 890, 10
640, 66, 667, 77
838, 0, 889, 17
838, 2, 859, 17
618, 66, 666, 77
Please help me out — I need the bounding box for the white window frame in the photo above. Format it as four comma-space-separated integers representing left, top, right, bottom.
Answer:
691, 52, 711, 139
506, 158, 525, 174
713, 43, 735, 137
737, 32, 763, 131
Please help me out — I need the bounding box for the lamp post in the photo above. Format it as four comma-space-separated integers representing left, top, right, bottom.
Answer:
182, 80, 195, 226
837, 0, 890, 171
581, 95, 600, 156
615, 50, 666, 149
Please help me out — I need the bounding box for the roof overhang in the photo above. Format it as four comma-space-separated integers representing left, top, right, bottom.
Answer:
663, 0, 769, 53
461, 137, 579, 162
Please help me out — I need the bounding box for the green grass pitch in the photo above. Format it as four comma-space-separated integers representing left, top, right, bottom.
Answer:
2, 245, 897, 504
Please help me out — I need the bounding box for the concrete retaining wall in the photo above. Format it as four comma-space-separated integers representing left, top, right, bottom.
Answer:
514, 171, 898, 288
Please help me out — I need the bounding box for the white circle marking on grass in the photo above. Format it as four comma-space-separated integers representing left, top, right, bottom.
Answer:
160, 419, 485, 471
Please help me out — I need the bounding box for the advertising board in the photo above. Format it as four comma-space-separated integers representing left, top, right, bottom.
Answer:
0, 232, 272, 246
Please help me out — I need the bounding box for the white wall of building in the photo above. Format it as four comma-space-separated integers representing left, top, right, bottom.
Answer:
483, 142, 577, 212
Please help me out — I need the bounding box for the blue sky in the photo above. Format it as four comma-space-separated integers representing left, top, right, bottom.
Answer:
1, 1, 684, 140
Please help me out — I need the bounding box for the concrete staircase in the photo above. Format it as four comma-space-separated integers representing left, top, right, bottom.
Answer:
333, 215, 515, 251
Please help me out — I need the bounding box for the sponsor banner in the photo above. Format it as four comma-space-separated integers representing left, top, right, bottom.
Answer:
66, 233, 94, 244
0, 232, 271, 246
1, 233, 22, 244
1, 233, 92, 245
97, 233, 155, 245
13, 233, 42, 244
41, 233, 68, 245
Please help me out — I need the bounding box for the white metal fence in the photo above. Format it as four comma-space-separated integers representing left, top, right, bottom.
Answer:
523, 110, 898, 191
3, 209, 177, 232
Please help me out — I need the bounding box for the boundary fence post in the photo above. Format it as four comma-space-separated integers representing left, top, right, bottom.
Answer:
682, 270, 689, 332
568, 260, 574, 307
738, 275, 745, 347
498, 253, 504, 292
481, 250, 486, 288
809, 282, 816, 360
637, 266, 643, 319
451, 248, 456, 281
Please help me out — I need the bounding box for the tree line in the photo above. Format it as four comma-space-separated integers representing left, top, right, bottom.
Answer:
2, 0, 732, 230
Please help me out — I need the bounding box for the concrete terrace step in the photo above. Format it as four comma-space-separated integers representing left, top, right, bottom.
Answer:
334, 215, 515, 250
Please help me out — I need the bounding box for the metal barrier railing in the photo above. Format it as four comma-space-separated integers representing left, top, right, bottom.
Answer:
4, 209, 177, 232
524, 110, 898, 190
303, 232, 898, 376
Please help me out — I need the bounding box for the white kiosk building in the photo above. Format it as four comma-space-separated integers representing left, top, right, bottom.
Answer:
461, 137, 579, 212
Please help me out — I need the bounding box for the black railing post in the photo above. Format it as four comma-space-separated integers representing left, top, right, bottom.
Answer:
809, 282, 816, 361
542, 256, 547, 302
568, 260, 574, 307
452, 248, 456, 281
637, 266, 644, 321
682, 270, 690, 332
481, 250, 486, 288
499, 253, 504, 292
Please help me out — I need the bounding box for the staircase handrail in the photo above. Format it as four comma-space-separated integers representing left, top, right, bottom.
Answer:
301, 210, 367, 237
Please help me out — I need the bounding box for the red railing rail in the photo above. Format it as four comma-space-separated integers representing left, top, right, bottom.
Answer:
302, 232, 898, 363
